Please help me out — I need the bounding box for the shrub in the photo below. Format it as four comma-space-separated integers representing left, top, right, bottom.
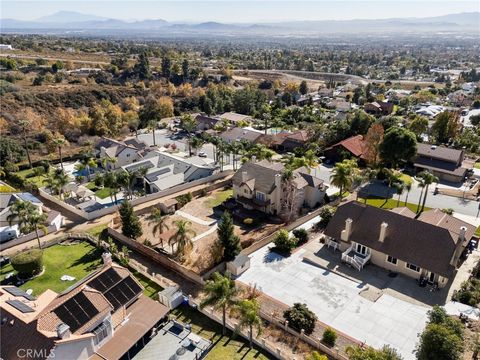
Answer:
273, 229, 297, 254
11, 249, 44, 278
176, 192, 193, 207
322, 327, 337, 346
283, 303, 317, 335
243, 218, 254, 225
292, 228, 309, 245
318, 206, 335, 228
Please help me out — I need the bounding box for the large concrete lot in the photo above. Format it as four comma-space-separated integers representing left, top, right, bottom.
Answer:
237, 244, 430, 360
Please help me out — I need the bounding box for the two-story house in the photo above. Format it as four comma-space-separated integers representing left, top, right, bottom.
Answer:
96, 137, 146, 170
413, 143, 467, 183
324, 201, 476, 287
232, 160, 327, 216
0, 256, 168, 360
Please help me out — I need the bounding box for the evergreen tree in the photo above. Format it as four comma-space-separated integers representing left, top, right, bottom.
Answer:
182, 59, 189, 80
299, 80, 308, 95
136, 51, 151, 80
119, 200, 143, 239
161, 56, 172, 79
217, 212, 241, 261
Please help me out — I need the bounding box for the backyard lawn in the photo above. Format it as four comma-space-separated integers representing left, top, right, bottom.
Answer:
86, 182, 113, 199
129, 269, 163, 299
14, 168, 51, 188
0, 242, 103, 296
206, 189, 233, 208
171, 304, 272, 360
357, 198, 430, 213
475, 162, 480, 169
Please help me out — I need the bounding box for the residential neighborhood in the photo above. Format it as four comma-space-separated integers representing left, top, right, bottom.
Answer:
1, 3, 480, 360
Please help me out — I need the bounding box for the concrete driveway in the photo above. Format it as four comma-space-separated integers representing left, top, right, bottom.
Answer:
237, 244, 429, 359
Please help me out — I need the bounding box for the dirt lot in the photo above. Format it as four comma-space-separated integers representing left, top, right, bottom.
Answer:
461, 317, 480, 359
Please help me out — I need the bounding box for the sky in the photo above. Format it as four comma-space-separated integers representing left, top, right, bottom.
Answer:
1, 1, 479, 23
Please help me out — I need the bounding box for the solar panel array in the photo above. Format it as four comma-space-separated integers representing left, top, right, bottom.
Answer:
104, 277, 142, 310
87, 268, 122, 293
6, 299, 35, 313
53, 292, 100, 332
3, 286, 36, 301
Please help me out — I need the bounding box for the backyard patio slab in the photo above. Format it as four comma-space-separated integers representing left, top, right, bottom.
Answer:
237, 244, 430, 360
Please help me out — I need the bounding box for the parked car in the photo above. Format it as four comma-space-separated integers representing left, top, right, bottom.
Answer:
198, 151, 207, 158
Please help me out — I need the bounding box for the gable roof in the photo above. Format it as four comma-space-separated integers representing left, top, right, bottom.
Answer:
418, 209, 476, 241
220, 127, 263, 143
326, 135, 365, 158
416, 143, 463, 163
324, 201, 465, 277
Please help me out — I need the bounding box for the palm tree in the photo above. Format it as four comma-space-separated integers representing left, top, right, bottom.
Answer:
56, 170, 70, 199
418, 171, 439, 213
52, 135, 69, 170
7, 200, 47, 249
103, 171, 119, 204
404, 182, 412, 206
330, 160, 356, 197
395, 182, 405, 207
384, 169, 401, 202
281, 168, 298, 223
43, 172, 61, 195
117, 170, 136, 200
200, 272, 238, 335
230, 142, 243, 171
147, 208, 169, 248
75, 154, 97, 181
148, 120, 157, 146
18, 119, 33, 168
416, 180, 426, 214
189, 136, 205, 156
235, 298, 262, 348
169, 220, 196, 257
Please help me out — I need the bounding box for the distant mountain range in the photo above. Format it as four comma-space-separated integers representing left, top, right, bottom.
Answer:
1, 11, 479, 36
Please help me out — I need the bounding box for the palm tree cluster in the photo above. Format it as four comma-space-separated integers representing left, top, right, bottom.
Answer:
43, 169, 70, 198
329, 159, 359, 197
200, 272, 262, 347
7, 200, 48, 248
416, 170, 439, 213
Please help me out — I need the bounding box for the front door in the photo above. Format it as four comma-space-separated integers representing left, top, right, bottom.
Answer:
355, 243, 367, 255
428, 272, 436, 284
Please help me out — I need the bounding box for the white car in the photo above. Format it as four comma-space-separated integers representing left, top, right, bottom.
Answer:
198, 151, 207, 158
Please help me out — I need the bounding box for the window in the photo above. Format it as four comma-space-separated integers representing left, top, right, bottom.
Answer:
255, 191, 266, 202
406, 263, 420, 272
386, 255, 397, 265
93, 320, 111, 345
355, 243, 368, 255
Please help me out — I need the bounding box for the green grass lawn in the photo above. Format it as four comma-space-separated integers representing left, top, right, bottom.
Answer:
357, 197, 430, 213
15, 168, 51, 188
171, 304, 272, 360
86, 223, 109, 238
475, 163, 480, 170
475, 226, 480, 237
399, 173, 413, 186
1, 242, 103, 296
206, 189, 233, 208
129, 269, 163, 299
85, 182, 113, 199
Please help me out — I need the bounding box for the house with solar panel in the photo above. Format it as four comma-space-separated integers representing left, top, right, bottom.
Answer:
0, 254, 169, 360
122, 150, 216, 193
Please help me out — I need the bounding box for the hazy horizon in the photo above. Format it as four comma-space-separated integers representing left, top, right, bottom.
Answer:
2, 1, 479, 23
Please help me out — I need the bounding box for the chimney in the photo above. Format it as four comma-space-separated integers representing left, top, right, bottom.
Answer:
274, 173, 282, 189
57, 323, 71, 340
379, 222, 388, 243
341, 218, 353, 242
459, 226, 467, 243
102, 252, 112, 266
241, 171, 248, 183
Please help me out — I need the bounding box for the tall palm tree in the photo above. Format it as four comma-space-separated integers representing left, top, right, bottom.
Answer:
416, 180, 426, 214
43, 172, 61, 195
189, 136, 205, 156
200, 272, 238, 335
235, 298, 262, 348
230, 142, 243, 171
147, 208, 169, 248
384, 169, 401, 202
18, 119, 33, 168
7, 200, 47, 249
281, 168, 297, 223
52, 135, 69, 170
117, 170, 136, 200
404, 182, 412, 206
395, 182, 405, 207
419, 171, 439, 213
169, 220, 196, 256
148, 120, 157, 146
103, 171, 119, 204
